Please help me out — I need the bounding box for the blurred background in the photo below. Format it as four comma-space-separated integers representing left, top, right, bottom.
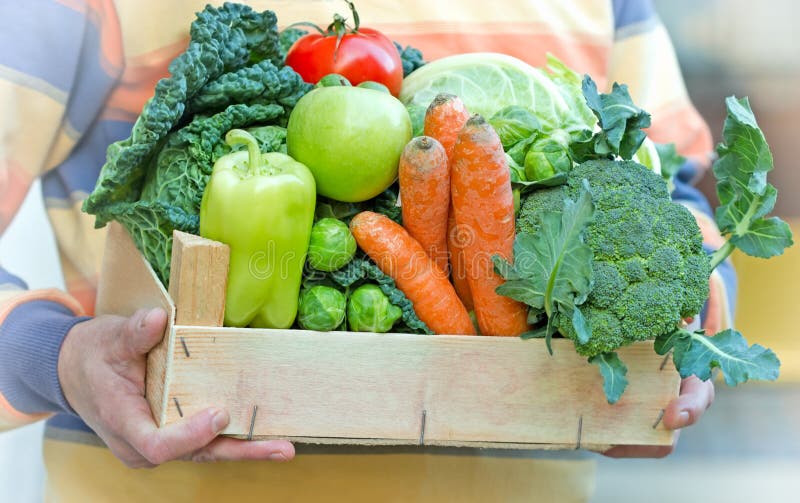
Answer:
1, 1, 798, 501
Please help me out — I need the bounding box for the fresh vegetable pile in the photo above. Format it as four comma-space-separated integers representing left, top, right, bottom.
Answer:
84, 2, 791, 404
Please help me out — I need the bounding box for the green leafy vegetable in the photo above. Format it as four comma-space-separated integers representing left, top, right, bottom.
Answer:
655, 142, 686, 182
516, 160, 710, 360
588, 352, 628, 404
655, 328, 780, 386
279, 27, 308, 59
400, 53, 595, 133
82, 4, 312, 284
494, 180, 595, 353
710, 96, 793, 269
489, 106, 541, 149
570, 76, 651, 162
394, 42, 425, 77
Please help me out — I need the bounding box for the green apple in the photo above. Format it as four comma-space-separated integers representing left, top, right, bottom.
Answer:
286, 86, 412, 202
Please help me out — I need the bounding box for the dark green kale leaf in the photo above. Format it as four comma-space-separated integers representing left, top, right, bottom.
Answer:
325, 257, 431, 334
279, 27, 308, 59
394, 42, 425, 77
83, 3, 283, 223
188, 60, 311, 115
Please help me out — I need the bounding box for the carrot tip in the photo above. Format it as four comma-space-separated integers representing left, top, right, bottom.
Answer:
414, 136, 435, 150
427, 93, 458, 113
466, 114, 486, 127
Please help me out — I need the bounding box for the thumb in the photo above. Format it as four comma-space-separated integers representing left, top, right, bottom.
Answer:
121, 308, 169, 358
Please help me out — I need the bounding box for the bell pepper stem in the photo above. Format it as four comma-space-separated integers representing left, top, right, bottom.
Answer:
225, 129, 263, 175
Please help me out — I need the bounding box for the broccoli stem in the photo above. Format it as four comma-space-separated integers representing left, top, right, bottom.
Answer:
709, 240, 736, 271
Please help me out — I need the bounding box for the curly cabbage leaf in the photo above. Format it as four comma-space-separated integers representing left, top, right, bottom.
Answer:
82, 4, 311, 284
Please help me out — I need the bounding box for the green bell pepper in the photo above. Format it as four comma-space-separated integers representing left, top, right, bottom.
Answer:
200, 129, 316, 328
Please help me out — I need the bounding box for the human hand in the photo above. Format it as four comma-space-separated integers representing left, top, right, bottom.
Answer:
602, 375, 715, 458
57, 308, 295, 468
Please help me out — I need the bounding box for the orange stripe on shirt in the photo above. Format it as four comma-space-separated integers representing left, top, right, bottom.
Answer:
388, 31, 610, 81
646, 98, 714, 170
103, 39, 187, 119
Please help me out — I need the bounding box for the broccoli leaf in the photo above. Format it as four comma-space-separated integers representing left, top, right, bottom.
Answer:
570, 76, 651, 162
655, 143, 685, 181
710, 96, 793, 268
588, 352, 628, 404
660, 328, 780, 386
495, 180, 595, 353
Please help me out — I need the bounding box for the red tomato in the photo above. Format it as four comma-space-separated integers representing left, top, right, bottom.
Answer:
286, 28, 403, 97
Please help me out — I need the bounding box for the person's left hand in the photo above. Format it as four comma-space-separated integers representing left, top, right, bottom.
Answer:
602, 375, 715, 458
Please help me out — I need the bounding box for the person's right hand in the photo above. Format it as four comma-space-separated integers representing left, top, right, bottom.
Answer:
57, 308, 295, 468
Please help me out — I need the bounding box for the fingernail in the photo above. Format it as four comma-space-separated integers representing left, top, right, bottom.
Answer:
677, 410, 690, 427
269, 452, 287, 461
211, 409, 229, 433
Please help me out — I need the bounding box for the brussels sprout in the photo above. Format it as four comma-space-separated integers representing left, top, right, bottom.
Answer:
315, 73, 352, 88
297, 285, 346, 331
357, 81, 390, 94
347, 284, 402, 333
307, 218, 357, 271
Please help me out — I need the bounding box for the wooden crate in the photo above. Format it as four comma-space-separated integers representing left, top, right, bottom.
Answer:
95, 222, 681, 451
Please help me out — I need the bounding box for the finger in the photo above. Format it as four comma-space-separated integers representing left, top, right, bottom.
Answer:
123, 406, 230, 466
663, 376, 715, 430
118, 308, 168, 359
603, 430, 681, 459
188, 437, 295, 463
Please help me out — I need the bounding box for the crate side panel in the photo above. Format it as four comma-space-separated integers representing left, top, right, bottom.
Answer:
167, 328, 678, 448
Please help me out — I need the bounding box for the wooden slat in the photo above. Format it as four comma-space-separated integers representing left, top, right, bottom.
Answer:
95, 222, 175, 427
168, 230, 229, 327
167, 326, 680, 450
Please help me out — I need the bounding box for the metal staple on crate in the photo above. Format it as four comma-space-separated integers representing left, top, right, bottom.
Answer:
173, 397, 183, 418
652, 409, 666, 429
418, 410, 427, 446
248, 406, 258, 441
659, 350, 672, 371
180, 337, 191, 358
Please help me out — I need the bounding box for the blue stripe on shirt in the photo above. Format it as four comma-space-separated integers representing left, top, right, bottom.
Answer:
0, 269, 28, 290
0, 1, 120, 134
42, 119, 134, 203
611, 0, 656, 31
0, 1, 88, 93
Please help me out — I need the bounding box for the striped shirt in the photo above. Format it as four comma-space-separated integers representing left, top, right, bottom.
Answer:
0, 1, 735, 500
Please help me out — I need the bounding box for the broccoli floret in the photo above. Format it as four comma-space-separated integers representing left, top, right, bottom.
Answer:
518, 159, 710, 357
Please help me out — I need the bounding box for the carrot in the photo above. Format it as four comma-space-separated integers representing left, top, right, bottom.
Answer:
399, 136, 450, 273
423, 93, 474, 310
446, 211, 474, 312
450, 115, 529, 337
350, 211, 475, 335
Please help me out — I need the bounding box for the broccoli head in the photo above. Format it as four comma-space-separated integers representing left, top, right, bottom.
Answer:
517, 159, 710, 357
